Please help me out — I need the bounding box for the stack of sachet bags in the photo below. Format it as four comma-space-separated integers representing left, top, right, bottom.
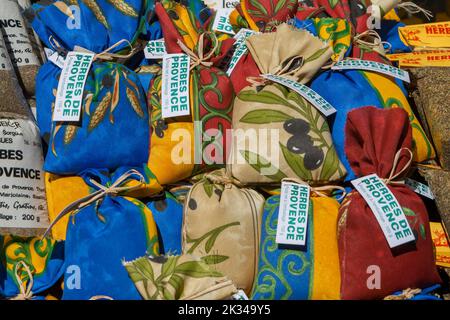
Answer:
0, 0, 449, 300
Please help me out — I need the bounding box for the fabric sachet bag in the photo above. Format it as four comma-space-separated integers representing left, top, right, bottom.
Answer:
183, 169, 264, 294
227, 0, 298, 93
338, 106, 441, 300
123, 254, 237, 300
44, 165, 162, 241
44, 168, 159, 300
0, 235, 65, 300
147, 0, 234, 185
229, 23, 346, 184
146, 192, 184, 255
29, 0, 150, 174
251, 183, 342, 300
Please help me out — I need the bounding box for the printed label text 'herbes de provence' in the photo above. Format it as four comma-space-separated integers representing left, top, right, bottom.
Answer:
0, 118, 49, 229
276, 181, 310, 247
162, 53, 191, 118
262, 74, 336, 117
332, 59, 410, 83
145, 39, 167, 59
212, 9, 235, 35
53, 51, 94, 121
352, 174, 415, 248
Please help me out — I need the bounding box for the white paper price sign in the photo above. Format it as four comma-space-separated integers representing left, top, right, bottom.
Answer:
161, 53, 191, 118
332, 59, 410, 83
276, 181, 310, 247
351, 174, 415, 248
53, 51, 94, 122
262, 74, 336, 117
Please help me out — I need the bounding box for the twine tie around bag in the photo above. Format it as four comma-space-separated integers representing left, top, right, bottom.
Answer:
353, 29, 392, 54
10, 261, 34, 300
48, 37, 139, 62
281, 178, 347, 201
381, 147, 413, 186
204, 171, 242, 187
42, 169, 146, 238
384, 288, 422, 300
89, 295, 114, 300
246, 55, 305, 87
177, 32, 219, 71
397, 1, 433, 20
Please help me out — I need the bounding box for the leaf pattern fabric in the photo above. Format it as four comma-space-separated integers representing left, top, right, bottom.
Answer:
123, 254, 237, 300
339, 107, 441, 300
183, 169, 265, 294
0, 236, 65, 299
252, 194, 341, 300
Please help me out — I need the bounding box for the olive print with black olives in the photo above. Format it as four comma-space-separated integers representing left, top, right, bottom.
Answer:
283, 119, 324, 170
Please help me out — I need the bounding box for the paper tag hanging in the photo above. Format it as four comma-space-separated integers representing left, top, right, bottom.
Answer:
332, 59, 410, 83
53, 51, 94, 122
0, 118, 49, 229
405, 178, 435, 200
144, 39, 167, 59
44, 47, 66, 69
262, 74, 336, 117
275, 181, 310, 247
351, 174, 415, 248
232, 289, 249, 300
226, 29, 257, 76
212, 9, 235, 35
161, 53, 191, 119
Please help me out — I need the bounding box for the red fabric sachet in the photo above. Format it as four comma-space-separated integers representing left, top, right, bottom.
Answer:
338, 106, 441, 300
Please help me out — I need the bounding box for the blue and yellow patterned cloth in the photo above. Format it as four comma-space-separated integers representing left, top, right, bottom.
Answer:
61, 167, 159, 300
0, 236, 65, 299
252, 194, 341, 300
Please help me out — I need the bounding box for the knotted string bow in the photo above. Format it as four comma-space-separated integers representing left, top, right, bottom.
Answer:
246, 54, 306, 87
10, 261, 34, 300
177, 32, 219, 71
381, 147, 413, 186
42, 169, 146, 239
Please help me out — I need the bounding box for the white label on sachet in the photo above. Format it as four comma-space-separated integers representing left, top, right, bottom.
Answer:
0, 0, 40, 67
212, 9, 235, 35
144, 39, 167, 59
161, 53, 191, 118
351, 174, 415, 248
53, 51, 94, 122
262, 74, 336, 117
0, 118, 49, 229
332, 59, 410, 83
226, 29, 256, 76
405, 178, 435, 200
276, 181, 310, 247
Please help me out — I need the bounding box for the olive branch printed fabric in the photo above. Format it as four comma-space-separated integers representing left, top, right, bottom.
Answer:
123, 254, 237, 300
230, 82, 346, 184
183, 169, 265, 294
